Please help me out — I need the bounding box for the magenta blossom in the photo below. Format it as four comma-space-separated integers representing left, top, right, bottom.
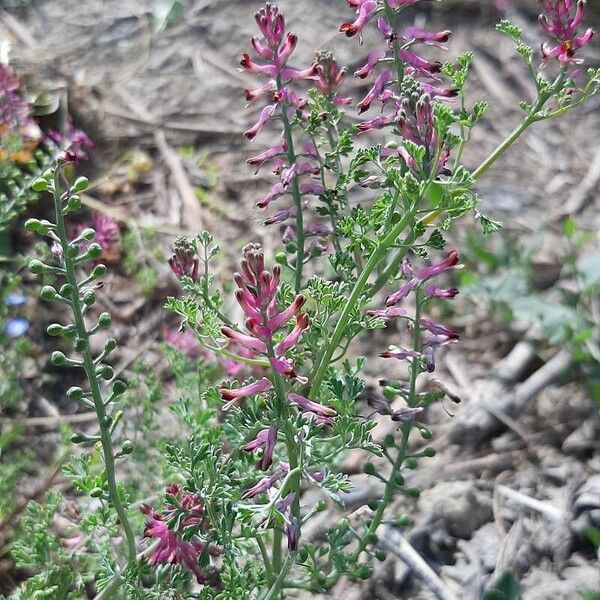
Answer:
242, 425, 278, 470
539, 0, 594, 64
168, 237, 199, 281
141, 485, 222, 583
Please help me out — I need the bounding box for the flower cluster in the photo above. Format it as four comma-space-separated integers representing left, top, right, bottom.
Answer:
47, 118, 94, 164
372, 250, 460, 373
141, 484, 222, 584
219, 243, 308, 408
341, 0, 455, 176
169, 236, 199, 281
539, 0, 594, 64
242, 4, 346, 232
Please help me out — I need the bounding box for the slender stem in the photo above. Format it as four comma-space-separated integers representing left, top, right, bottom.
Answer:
308, 205, 416, 400
351, 423, 410, 564
53, 175, 137, 564
383, 1, 405, 89
471, 114, 536, 181
256, 535, 274, 584
277, 79, 305, 293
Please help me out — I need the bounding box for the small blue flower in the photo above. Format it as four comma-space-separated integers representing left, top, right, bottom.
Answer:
4, 317, 29, 338
4, 293, 26, 307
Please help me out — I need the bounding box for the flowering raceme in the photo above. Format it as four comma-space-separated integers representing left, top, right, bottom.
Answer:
242, 3, 347, 239
539, 0, 594, 64
374, 251, 461, 373
342, 0, 457, 177
219, 243, 308, 408
141, 485, 222, 583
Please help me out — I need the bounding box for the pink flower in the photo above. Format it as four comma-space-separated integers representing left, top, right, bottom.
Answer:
357, 69, 393, 114
401, 27, 452, 49
416, 250, 459, 279
141, 486, 222, 583
168, 237, 199, 281
354, 49, 387, 79
242, 464, 288, 499
539, 0, 594, 63
379, 347, 420, 360
244, 104, 277, 140
339, 0, 377, 42
242, 425, 278, 470
220, 377, 273, 410
288, 392, 336, 419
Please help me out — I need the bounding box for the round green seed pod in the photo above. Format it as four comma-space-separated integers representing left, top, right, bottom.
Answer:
74, 176, 89, 191
51, 351, 68, 366
29, 259, 46, 275
66, 387, 83, 401
111, 380, 127, 396
405, 457, 418, 470
47, 323, 64, 337
31, 178, 48, 192
422, 447, 436, 458
362, 462, 376, 475
121, 440, 134, 455
97, 312, 112, 328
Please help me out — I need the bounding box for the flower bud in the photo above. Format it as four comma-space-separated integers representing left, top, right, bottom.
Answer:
314, 500, 327, 512
374, 550, 386, 561
86, 243, 102, 259
47, 323, 64, 337
395, 514, 410, 527
71, 432, 87, 444
66, 245, 79, 259
90, 487, 104, 498
104, 338, 117, 353
67, 195, 81, 212
74, 338, 87, 352
367, 499, 380, 511
66, 387, 84, 401
422, 447, 436, 458
419, 426, 432, 440
394, 473, 405, 486
83, 290, 96, 306
59, 284, 74, 298
96, 365, 114, 380
404, 487, 420, 499
80, 228, 95, 240
383, 434, 395, 448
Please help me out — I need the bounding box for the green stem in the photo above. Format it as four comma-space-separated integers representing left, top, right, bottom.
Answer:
53, 175, 137, 564
256, 535, 274, 584
277, 79, 305, 293
308, 205, 416, 400
351, 423, 410, 564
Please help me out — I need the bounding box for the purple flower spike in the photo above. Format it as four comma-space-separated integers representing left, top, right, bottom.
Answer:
169, 237, 199, 281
